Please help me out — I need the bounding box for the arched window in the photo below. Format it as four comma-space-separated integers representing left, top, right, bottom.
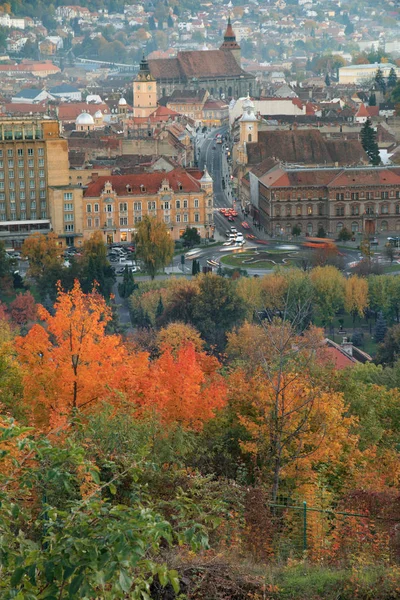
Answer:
336, 205, 345, 216
351, 204, 359, 216
307, 223, 313, 235
396, 221, 400, 231
286, 224, 291, 234
336, 222, 343, 232
286, 205, 291, 216
275, 205, 281, 216
86, 203, 91, 213
381, 220, 388, 231
307, 205, 313, 215
381, 204, 389, 214
248, 133, 252, 142
351, 222, 359, 233
296, 205, 302, 216
365, 204, 375, 215
396, 204, 400, 214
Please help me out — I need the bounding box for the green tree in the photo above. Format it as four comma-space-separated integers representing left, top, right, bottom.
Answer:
368, 92, 377, 106
374, 67, 386, 93
182, 226, 201, 248
338, 226, 352, 242
292, 224, 301, 237
156, 294, 164, 319
325, 73, 331, 87
0, 418, 210, 599
376, 324, 400, 365
388, 67, 397, 89
374, 312, 387, 343
118, 266, 137, 299
135, 216, 174, 280
360, 119, 380, 166
80, 232, 115, 297
191, 273, 246, 348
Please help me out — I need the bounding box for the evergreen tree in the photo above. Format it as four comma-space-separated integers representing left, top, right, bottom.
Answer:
374, 67, 386, 94
325, 73, 331, 87
167, 14, 173, 28
156, 295, 164, 319
317, 226, 326, 238
360, 119, 380, 166
148, 15, 157, 30
388, 67, 397, 89
118, 265, 137, 299
375, 312, 387, 343
368, 92, 376, 106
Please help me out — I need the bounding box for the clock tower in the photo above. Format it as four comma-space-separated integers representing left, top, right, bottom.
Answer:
133, 53, 157, 118
238, 95, 259, 164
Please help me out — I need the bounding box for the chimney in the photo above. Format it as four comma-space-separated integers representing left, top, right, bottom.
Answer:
91, 172, 99, 182
341, 337, 353, 357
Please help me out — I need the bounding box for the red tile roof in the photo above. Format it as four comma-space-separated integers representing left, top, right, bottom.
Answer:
328, 168, 400, 187
318, 346, 356, 370
356, 103, 369, 117
58, 102, 110, 121
4, 102, 48, 114
84, 167, 203, 197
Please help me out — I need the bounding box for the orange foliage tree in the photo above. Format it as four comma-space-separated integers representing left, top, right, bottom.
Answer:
15, 281, 226, 432
139, 343, 226, 431
15, 281, 128, 429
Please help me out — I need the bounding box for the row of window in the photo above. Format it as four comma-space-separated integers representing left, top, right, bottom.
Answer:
275, 203, 400, 217
86, 213, 203, 228
0, 159, 45, 169
0, 180, 45, 190
273, 191, 400, 201
0, 211, 47, 221
0, 148, 44, 158
0, 201, 45, 210
0, 190, 46, 202
84, 199, 204, 213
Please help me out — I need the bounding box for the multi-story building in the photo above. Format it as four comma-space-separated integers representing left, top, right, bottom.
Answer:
0, 118, 69, 248
246, 163, 400, 237
339, 63, 400, 85
81, 167, 214, 244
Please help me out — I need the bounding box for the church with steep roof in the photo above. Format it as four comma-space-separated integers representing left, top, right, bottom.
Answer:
146, 18, 258, 100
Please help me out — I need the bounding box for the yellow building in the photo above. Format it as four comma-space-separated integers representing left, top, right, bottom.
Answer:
338, 62, 400, 84
82, 167, 214, 244
0, 117, 69, 248
133, 54, 157, 119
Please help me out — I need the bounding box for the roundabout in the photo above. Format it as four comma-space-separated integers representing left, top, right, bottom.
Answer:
220, 247, 299, 269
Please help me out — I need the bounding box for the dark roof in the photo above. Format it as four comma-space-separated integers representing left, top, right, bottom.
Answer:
167, 89, 208, 102
149, 49, 253, 82
247, 130, 368, 167
14, 88, 44, 99
49, 84, 79, 93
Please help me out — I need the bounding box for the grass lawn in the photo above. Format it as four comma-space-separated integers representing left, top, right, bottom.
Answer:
220, 249, 297, 269
315, 313, 378, 356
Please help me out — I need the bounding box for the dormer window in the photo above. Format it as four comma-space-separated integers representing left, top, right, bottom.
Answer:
178, 182, 183, 191
126, 184, 132, 193
140, 184, 146, 192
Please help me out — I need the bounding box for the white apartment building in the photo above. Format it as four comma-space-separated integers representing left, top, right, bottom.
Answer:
339, 63, 400, 85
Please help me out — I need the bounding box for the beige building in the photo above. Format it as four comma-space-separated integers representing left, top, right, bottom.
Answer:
0, 118, 69, 248
338, 62, 400, 85
82, 167, 214, 244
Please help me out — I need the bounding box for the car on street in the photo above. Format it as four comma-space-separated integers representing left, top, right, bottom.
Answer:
246, 234, 256, 240
114, 265, 140, 274
241, 222, 250, 229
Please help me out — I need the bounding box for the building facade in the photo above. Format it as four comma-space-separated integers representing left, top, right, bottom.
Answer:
81, 167, 214, 244
0, 118, 69, 248
248, 164, 400, 237
338, 63, 400, 85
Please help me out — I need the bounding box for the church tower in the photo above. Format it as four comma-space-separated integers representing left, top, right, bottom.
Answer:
238, 96, 258, 164
133, 54, 157, 118
220, 16, 241, 67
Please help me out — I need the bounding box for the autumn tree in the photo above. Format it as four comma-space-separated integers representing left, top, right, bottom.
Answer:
310, 266, 345, 329
344, 275, 369, 327
157, 322, 204, 355
9, 291, 37, 326
79, 231, 115, 297
21, 232, 63, 281
15, 281, 129, 429
228, 318, 355, 502
135, 216, 174, 279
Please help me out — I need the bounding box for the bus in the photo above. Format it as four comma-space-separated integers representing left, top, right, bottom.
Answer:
303, 237, 337, 250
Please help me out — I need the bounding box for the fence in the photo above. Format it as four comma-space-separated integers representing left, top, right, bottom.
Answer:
265, 499, 400, 563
